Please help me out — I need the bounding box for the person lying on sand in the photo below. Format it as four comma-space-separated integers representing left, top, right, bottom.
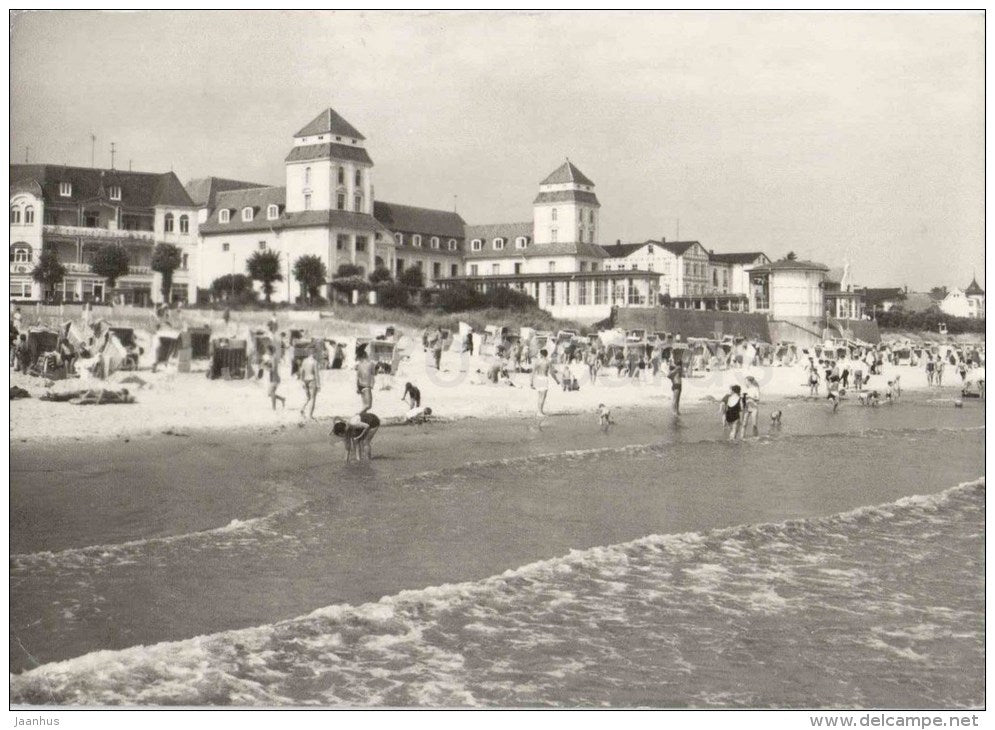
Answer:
70, 387, 135, 405
404, 406, 433, 424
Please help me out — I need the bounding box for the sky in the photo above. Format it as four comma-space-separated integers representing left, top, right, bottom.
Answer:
9, 10, 985, 290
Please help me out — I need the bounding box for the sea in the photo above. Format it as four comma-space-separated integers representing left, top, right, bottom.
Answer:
9, 391, 985, 707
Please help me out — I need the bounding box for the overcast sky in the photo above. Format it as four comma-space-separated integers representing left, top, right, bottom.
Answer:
10, 11, 984, 290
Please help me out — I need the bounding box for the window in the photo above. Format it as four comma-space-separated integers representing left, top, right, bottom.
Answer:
338, 167, 345, 185
355, 236, 367, 252
493, 238, 505, 250
431, 236, 440, 249
219, 209, 230, 223
548, 261, 556, 273
59, 182, 71, 197
10, 244, 30, 263
591, 263, 598, 272
551, 228, 558, 243
578, 280, 588, 305
448, 239, 457, 251
222, 243, 230, 252
433, 262, 441, 279
181, 254, 189, 270
579, 209, 584, 223
165, 213, 174, 232
547, 282, 556, 305
551, 208, 558, 222
471, 239, 482, 251
413, 235, 422, 248
565, 281, 571, 305
449, 264, 458, 277
304, 167, 311, 185
470, 264, 478, 276
579, 262, 587, 272
396, 257, 405, 272
10, 207, 20, 224
258, 241, 267, 250
304, 194, 312, 211
589, 210, 595, 223
109, 186, 121, 201
355, 169, 362, 187
516, 237, 527, 249
179, 214, 189, 233
712, 270, 718, 287
242, 207, 254, 222
266, 205, 278, 221
514, 262, 522, 274
24, 206, 34, 224
354, 195, 362, 212
394, 233, 404, 246
337, 234, 349, 251
337, 193, 345, 210
491, 263, 500, 275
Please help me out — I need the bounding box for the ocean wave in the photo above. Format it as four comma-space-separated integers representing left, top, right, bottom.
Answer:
11, 478, 983, 707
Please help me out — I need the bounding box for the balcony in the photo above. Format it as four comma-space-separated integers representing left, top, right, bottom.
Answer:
43, 224, 155, 242
66, 262, 92, 273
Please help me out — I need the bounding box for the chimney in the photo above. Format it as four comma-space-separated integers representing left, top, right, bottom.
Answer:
616, 239, 621, 246
661, 237, 666, 243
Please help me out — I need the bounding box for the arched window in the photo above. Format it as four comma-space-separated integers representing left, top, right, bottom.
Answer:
413, 234, 422, 248
179, 214, 189, 233
551, 228, 558, 243
355, 169, 362, 187
395, 233, 404, 246
304, 167, 311, 185
354, 194, 362, 212
219, 209, 230, 223
9, 206, 20, 224
448, 239, 457, 251
337, 166, 345, 185
493, 238, 505, 250
10, 243, 31, 263
24, 206, 34, 224
471, 239, 482, 251
431, 236, 440, 249
551, 208, 558, 222
242, 207, 254, 222
304, 194, 312, 211
267, 205, 278, 221
515, 236, 527, 249
164, 212, 174, 232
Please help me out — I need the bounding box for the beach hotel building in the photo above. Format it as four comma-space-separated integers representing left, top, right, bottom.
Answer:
9, 164, 199, 304
443, 161, 659, 323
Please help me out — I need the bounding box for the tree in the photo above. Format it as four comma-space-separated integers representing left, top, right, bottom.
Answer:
210, 274, 254, 302
784, 251, 798, 261
398, 266, 424, 289
293, 255, 327, 302
92, 243, 130, 289
368, 266, 393, 285
151, 243, 183, 301
336, 263, 364, 278
247, 250, 283, 302
930, 286, 949, 301
32, 249, 67, 298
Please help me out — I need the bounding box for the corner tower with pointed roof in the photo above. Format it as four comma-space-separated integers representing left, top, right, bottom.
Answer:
533, 159, 600, 246
285, 107, 374, 215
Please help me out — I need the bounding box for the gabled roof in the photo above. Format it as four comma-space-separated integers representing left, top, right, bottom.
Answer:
532, 190, 600, 206
294, 108, 366, 141
857, 287, 907, 306
285, 142, 373, 166
372, 201, 465, 239
10, 164, 195, 209
540, 160, 594, 186
184, 177, 269, 208
599, 239, 705, 259
965, 277, 984, 296
708, 252, 768, 265
656, 240, 702, 257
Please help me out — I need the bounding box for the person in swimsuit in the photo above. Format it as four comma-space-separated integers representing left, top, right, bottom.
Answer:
531, 348, 556, 416
331, 412, 381, 461
807, 360, 820, 397
720, 384, 743, 440
263, 344, 285, 410
742, 375, 761, 435
666, 358, 683, 415
405, 406, 433, 424
401, 381, 421, 408
356, 347, 375, 415
298, 346, 320, 420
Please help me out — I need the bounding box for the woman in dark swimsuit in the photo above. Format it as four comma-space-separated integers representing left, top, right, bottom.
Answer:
721, 385, 743, 440
331, 412, 381, 462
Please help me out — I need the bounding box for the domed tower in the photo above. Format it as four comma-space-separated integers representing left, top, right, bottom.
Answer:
533, 159, 600, 246
284, 107, 374, 215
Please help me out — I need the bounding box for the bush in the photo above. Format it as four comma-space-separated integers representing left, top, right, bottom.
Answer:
210, 274, 256, 304
337, 263, 364, 278
369, 266, 393, 285
482, 286, 537, 309
876, 308, 984, 335
377, 282, 412, 309
438, 283, 484, 313
398, 267, 425, 289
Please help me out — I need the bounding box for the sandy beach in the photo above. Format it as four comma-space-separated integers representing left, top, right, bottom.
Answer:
8, 321, 962, 445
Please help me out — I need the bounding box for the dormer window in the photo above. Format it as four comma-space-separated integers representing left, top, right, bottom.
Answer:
267, 205, 278, 220
219, 209, 230, 223
413, 234, 422, 248
471, 239, 482, 251
431, 236, 440, 249
493, 237, 505, 250
109, 186, 121, 201
448, 239, 457, 251
395, 233, 404, 246
515, 237, 527, 249
242, 207, 254, 222
59, 182, 72, 197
